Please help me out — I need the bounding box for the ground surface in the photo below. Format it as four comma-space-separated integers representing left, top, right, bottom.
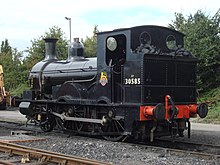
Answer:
0, 109, 220, 164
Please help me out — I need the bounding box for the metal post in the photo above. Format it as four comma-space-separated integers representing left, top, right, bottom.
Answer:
65, 17, 72, 43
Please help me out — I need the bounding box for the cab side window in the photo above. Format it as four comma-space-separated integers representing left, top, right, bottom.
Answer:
106, 34, 126, 66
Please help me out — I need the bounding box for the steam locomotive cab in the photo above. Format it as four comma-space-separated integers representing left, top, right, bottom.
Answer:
96, 26, 195, 104
93, 25, 208, 140
19, 25, 208, 142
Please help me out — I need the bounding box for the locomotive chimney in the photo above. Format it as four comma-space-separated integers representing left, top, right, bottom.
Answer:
44, 38, 58, 61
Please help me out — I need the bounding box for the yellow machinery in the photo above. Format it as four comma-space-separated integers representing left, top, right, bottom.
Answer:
0, 65, 10, 110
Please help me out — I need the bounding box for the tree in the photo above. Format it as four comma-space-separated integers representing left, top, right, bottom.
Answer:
0, 39, 12, 55
82, 25, 99, 57
0, 39, 25, 90
169, 9, 220, 91
0, 26, 99, 94
25, 26, 68, 69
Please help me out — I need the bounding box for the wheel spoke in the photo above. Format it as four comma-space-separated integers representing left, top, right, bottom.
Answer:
116, 120, 125, 131
66, 106, 84, 132
40, 116, 55, 132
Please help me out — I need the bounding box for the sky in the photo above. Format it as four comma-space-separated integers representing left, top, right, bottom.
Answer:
0, 0, 219, 52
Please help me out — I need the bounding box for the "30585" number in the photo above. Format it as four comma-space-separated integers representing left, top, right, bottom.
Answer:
124, 78, 141, 85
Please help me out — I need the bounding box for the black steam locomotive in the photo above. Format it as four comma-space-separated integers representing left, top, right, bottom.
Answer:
19, 25, 208, 141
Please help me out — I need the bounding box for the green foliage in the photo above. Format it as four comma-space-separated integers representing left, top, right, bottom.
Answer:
197, 87, 220, 123
169, 9, 220, 91
10, 83, 29, 96
1, 39, 12, 55
0, 39, 26, 91
82, 25, 99, 57
25, 26, 68, 69
0, 26, 69, 95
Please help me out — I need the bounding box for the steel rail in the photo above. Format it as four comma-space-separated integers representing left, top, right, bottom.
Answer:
129, 139, 220, 159
0, 160, 16, 165
149, 144, 220, 159
0, 141, 110, 165
153, 138, 220, 156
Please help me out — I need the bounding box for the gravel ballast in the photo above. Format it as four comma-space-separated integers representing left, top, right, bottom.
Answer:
1, 121, 220, 164
17, 132, 219, 165
1, 110, 220, 164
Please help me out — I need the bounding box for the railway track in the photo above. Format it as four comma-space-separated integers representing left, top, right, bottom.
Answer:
0, 121, 219, 164
0, 141, 110, 165
158, 138, 220, 156
130, 138, 220, 159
